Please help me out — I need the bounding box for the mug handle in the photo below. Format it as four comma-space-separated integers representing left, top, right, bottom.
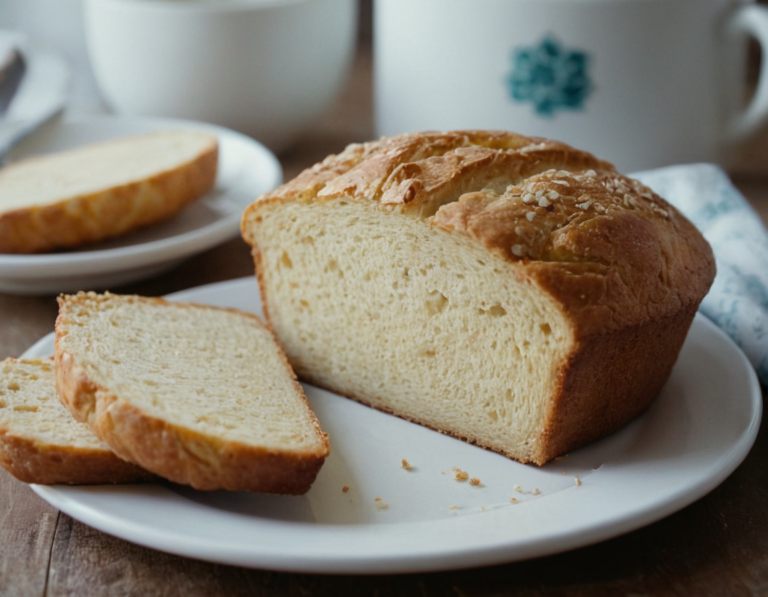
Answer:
726, 3, 768, 141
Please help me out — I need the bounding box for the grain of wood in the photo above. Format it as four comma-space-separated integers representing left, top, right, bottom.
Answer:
0, 471, 58, 597
48, 517, 298, 597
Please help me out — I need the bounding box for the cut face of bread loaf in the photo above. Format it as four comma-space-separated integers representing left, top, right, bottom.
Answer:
241, 130, 716, 465
55, 293, 329, 494
0, 130, 218, 253
0, 357, 153, 485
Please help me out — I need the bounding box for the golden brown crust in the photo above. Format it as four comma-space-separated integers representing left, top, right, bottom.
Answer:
244, 130, 609, 229
0, 430, 155, 485
433, 167, 715, 334
246, 130, 715, 335
54, 293, 329, 494
0, 133, 218, 254
533, 304, 699, 464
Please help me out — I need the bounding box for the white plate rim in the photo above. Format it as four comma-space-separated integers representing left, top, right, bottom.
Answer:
26, 277, 763, 574
0, 114, 282, 280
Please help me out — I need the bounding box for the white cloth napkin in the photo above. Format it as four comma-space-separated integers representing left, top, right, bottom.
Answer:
633, 164, 768, 386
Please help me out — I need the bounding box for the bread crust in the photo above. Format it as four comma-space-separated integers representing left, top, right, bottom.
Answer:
54, 293, 329, 494
244, 130, 714, 328
0, 131, 219, 254
242, 130, 716, 465
0, 430, 155, 485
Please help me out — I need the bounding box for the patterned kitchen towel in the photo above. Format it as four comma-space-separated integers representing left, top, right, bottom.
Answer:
634, 164, 768, 386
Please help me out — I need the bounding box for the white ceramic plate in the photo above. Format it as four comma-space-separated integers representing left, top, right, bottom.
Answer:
0, 115, 282, 295
27, 278, 762, 574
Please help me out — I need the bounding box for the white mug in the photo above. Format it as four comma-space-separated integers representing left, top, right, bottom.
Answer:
374, 0, 768, 173
85, 0, 357, 154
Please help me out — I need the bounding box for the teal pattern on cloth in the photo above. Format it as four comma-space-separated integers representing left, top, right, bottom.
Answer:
634, 164, 768, 386
507, 35, 593, 116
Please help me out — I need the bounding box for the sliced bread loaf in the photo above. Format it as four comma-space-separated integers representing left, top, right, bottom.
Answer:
54, 292, 329, 494
0, 357, 153, 485
0, 129, 218, 253
241, 130, 716, 466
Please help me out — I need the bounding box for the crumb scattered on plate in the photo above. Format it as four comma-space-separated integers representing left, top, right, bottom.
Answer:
452, 467, 469, 481
401, 458, 414, 471
513, 484, 541, 495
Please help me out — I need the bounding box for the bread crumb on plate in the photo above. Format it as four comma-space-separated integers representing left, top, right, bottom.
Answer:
453, 467, 469, 481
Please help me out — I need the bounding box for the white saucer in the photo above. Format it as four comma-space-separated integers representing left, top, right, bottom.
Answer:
0, 115, 282, 295
26, 277, 763, 574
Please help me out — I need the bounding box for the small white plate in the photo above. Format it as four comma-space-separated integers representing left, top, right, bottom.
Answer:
0, 115, 282, 295
25, 277, 762, 574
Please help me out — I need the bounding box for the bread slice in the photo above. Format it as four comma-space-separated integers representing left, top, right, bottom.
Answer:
54, 292, 329, 494
0, 129, 218, 253
241, 130, 716, 466
0, 357, 153, 485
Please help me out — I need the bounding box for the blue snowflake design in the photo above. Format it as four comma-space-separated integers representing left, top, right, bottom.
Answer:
507, 35, 593, 116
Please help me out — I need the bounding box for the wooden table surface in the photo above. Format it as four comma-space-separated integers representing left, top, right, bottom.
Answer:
2, 39, 768, 596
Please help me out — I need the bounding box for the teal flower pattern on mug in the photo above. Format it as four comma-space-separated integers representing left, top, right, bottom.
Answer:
507, 36, 593, 116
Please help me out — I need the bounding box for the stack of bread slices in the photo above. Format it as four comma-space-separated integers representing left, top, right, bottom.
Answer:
0, 293, 329, 494
0, 129, 329, 494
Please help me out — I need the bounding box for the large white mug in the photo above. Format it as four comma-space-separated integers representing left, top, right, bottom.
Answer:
374, 0, 768, 173
85, 0, 357, 154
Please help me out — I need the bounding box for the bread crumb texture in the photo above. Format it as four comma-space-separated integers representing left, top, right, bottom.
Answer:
0, 358, 99, 447
54, 292, 328, 494
242, 130, 716, 465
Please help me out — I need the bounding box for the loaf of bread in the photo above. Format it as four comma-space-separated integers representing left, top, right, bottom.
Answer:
0, 357, 153, 485
0, 130, 218, 254
55, 292, 329, 494
241, 130, 716, 465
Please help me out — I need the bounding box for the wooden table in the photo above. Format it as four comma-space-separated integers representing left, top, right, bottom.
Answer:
2, 39, 768, 596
